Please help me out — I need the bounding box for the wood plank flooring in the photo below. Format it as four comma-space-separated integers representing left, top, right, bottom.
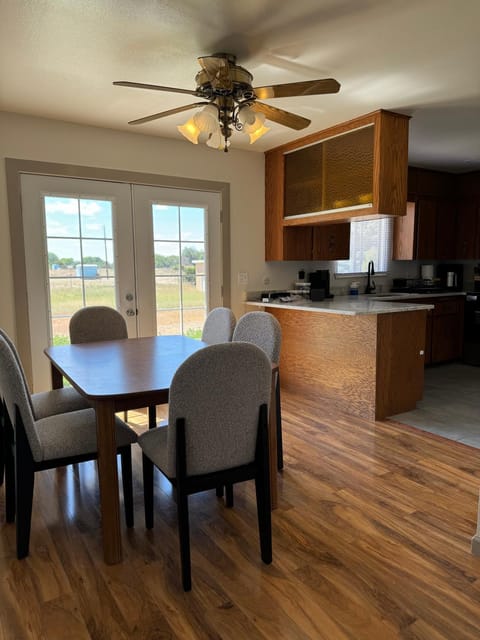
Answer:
1, 392, 480, 639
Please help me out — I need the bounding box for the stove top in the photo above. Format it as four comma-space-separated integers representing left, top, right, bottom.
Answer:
390, 286, 459, 294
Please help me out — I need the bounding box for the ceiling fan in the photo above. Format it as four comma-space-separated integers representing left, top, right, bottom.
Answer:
113, 52, 340, 152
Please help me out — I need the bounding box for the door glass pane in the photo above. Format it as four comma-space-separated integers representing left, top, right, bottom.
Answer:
152, 204, 206, 337
44, 196, 116, 345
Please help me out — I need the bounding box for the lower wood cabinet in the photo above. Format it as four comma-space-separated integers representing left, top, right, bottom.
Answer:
267, 306, 426, 421
407, 296, 464, 364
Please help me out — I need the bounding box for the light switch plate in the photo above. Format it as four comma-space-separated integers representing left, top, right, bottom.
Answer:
238, 272, 248, 285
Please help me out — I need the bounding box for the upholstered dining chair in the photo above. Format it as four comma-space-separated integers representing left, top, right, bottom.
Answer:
0, 332, 137, 559
69, 306, 135, 423
201, 307, 236, 345
138, 342, 272, 591
0, 328, 90, 487
232, 311, 284, 470
69, 305, 129, 344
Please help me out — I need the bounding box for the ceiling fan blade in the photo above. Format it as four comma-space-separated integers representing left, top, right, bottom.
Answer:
128, 103, 208, 125
252, 102, 311, 130
113, 81, 198, 97
254, 78, 340, 100
197, 54, 233, 90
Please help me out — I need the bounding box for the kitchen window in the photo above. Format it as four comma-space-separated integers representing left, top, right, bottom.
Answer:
335, 217, 392, 275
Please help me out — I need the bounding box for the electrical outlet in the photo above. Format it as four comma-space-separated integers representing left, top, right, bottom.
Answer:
238, 272, 248, 286
263, 276, 270, 286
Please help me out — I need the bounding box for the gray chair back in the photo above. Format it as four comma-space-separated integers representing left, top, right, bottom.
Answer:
0, 328, 37, 418
201, 307, 236, 345
164, 342, 271, 477
0, 333, 42, 460
69, 306, 128, 343
232, 311, 281, 363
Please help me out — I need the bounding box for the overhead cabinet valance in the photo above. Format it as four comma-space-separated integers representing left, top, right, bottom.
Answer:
265, 109, 410, 234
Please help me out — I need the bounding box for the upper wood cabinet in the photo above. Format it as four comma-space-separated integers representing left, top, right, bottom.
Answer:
265, 109, 409, 260
392, 198, 456, 260
392, 167, 457, 261
455, 172, 480, 260
279, 224, 351, 261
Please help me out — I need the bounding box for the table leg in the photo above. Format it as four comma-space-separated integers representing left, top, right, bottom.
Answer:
269, 372, 278, 509
95, 399, 122, 564
50, 362, 63, 390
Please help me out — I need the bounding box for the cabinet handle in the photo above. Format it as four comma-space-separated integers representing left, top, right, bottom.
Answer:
419, 350, 425, 355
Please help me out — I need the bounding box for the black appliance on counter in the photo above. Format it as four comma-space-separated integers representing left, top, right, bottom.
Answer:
390, 278, 449, 294
463, 292, 480, 366
308, 269, 333, 300
391, 263, 464, 294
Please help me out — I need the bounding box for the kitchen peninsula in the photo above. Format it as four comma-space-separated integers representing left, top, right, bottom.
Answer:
247, 296, 433, 421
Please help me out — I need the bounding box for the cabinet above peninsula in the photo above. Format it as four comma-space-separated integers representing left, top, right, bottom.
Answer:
265, 109, 410, 261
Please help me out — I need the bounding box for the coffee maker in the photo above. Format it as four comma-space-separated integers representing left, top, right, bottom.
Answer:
437, 263, 464, 291
308, 269, 333, 300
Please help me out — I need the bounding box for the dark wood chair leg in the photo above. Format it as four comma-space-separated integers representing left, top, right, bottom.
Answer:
176, 490, 191, 592
255, 405, 272, 564
0, 402, 4, 487
5, 416, 15, 523
148, 405, 157, 429
276, 372, 284, 471
225, 483, 234, 508
215, 485, 223, 498
142, 453, 154, 529
15, 407, 35, 560
174, 417, 191, 591
120, 447, 134, 528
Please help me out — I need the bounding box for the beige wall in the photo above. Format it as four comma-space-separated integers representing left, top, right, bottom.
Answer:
0, 111, 268, 339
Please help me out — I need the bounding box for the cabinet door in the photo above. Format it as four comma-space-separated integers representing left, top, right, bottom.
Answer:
392, 201, 416, 260
312, 224, 350, 260
424, 310, 433, 365
283, 227, 313, 260
430, 298, 464, 363
435, 200, 456, 260
415, 198, 437, 259
455, 200, 478, 259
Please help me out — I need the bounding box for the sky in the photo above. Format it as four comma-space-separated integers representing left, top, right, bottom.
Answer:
45, 196, 205, 263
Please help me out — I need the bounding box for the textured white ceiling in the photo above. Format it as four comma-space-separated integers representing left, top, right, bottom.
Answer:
1, 0, 479, 172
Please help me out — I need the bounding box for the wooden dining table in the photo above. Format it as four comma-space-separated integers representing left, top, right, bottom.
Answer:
44, 334, 279, 565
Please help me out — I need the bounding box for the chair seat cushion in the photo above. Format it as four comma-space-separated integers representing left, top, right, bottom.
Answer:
32, 387, 91, 420
138, 424, 169, 474
33, 408, 137, 462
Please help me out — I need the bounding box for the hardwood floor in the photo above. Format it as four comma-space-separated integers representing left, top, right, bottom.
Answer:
1, 392, 480, 639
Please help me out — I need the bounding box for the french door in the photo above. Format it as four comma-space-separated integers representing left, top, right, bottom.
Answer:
20, 175, 223, 391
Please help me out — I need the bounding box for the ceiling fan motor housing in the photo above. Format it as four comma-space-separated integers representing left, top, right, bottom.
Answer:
195, 53, 255, 101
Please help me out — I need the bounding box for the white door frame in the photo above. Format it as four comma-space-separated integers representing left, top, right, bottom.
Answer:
6, 158, 230, 390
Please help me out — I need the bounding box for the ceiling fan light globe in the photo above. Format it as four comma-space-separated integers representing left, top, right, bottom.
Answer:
206, 130, 223, 149
177, 117, 201, 144
238, 106, 256, 127
249, 123, 270, 144
243, 111, 266, 134
193, 104, 220, 134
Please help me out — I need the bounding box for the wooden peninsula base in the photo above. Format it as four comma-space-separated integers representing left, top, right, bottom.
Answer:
268, 306, 428, 421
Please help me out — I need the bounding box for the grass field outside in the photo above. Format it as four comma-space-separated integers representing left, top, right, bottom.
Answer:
49, 269, 206, 344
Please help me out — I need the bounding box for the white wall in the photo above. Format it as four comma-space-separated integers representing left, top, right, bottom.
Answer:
0, 111, 269, 337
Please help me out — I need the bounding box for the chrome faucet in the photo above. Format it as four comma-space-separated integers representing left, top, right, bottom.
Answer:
365, 260, 376, 294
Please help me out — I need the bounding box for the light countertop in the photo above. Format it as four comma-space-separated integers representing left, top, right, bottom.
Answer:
246, 294, 441, 316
